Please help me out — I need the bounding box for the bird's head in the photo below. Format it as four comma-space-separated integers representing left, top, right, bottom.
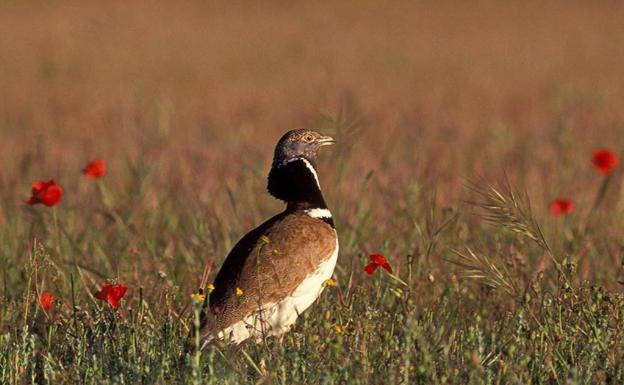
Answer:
272, 129, 335, 167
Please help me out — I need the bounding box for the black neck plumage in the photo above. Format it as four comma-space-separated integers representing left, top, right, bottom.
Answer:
267, 158, 328, 210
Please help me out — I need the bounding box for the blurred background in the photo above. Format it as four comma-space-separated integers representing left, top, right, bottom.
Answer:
1, 1, 624, 290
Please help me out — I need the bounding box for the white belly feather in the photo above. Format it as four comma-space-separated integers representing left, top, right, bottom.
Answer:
215, 234, 338, 344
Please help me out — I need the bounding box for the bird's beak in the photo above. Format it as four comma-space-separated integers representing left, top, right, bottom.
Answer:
317, 135, 336, 146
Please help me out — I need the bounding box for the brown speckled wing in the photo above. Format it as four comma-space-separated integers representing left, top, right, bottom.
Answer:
204, 210, 337, 332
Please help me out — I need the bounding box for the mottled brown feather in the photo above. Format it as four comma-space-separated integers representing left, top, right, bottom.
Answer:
203, 210, 337, 333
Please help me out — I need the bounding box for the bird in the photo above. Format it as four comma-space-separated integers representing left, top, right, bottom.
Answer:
197, 128, 338, 346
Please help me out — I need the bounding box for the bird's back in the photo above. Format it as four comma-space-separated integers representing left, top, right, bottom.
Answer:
204, 209, 337, 343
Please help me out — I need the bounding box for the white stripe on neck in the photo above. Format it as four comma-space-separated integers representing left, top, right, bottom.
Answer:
305, 208, 332, 219
300, 158, 320, 190
282, 157, 321, 190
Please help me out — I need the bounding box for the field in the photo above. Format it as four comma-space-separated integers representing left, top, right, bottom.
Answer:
2, 1, 624, 384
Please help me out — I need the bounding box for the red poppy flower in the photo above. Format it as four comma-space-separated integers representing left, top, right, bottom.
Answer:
549, 199, 574, 216
94, 283, 127, 308
83, 159, 106, 179
364, 254, 393, 275
592, 149, 619, 176
39, 291, 54, 311
27, 180, 63, 206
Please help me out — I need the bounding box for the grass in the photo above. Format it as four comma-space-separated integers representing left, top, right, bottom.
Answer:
2, 1, 624, 384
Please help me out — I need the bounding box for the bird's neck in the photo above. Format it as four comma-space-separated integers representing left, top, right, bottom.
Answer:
267, 158, 328, 210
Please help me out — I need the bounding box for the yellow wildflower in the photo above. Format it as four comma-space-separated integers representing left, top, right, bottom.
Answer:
333, 325, 345, 334
235, 287, 244, 297
322, 278, 337, 287
206, 283, 215, 293
190, 292, 206, 303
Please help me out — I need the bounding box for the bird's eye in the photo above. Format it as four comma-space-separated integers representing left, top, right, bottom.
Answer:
302, 134, 314, 142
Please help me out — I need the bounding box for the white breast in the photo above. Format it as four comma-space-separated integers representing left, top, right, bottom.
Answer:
213, 233, 339, 344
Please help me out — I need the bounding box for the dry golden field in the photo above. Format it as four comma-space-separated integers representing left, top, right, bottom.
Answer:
2, 1, 624, 384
